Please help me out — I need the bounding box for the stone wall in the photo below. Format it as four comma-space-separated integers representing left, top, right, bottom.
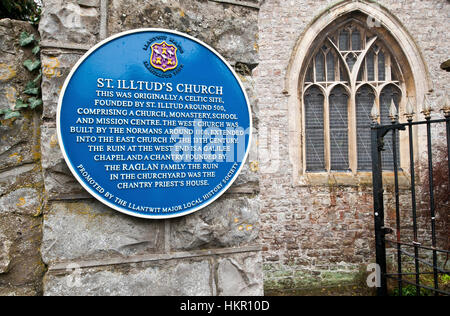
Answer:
37, 0, 262, 296
1, 0, 448, 296
0, 19, 45, 296
256, 0, 449, 293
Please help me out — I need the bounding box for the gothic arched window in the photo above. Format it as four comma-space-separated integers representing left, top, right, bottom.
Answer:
302, 21, 405, 173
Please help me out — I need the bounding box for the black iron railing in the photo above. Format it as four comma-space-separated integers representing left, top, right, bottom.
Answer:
371, 96, 450, 296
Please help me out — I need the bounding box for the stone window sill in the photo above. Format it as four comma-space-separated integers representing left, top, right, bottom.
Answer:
294, 171, 411, 189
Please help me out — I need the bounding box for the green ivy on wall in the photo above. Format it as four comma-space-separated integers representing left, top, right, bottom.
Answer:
0, 31, 42, 123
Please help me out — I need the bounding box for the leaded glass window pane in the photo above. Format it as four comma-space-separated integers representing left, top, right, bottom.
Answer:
378, 51, 386, 81
352, 30, 361, 50
339, 29, 349, 51
329, 86, 349, 170
315, 53, 325, 82
367, 51, 375, 81
356, 86, 375, 171
305, 87, 325, 171
339, 61, 347, 82
305, 65, 313, 82
326, 52, 335, 82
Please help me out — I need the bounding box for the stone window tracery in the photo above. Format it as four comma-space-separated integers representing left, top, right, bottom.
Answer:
302, 22, 404, 173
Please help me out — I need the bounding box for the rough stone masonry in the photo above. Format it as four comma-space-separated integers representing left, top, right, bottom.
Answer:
0, 0, 449, 296
256, 0, 449, 294
0, 18, 45, 296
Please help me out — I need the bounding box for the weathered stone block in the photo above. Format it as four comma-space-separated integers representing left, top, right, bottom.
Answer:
40, 123, 61, 171
0, 214, 45, 287
0, 233, 12, 274
0, 116, 39, 171
44, 258, 213, 296
39, 0, 100, 46
44, 250, 262, 296
240, 75, 259, 126
211, 0, 260, 7
0, 164, 42, 197
230, 160, 259, 192
41, 52, 84, 120
77, 0, 100, 7
107, 0, 259, 66
40, 123, 88, 200
0, 284, 39, 296
217, 251, 263, 296
42, 200, 165, 264
0, 187, 42, 216
170, 194, 259, 251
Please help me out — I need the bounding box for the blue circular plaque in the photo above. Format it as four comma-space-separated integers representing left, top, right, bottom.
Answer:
57, 29, 252, 219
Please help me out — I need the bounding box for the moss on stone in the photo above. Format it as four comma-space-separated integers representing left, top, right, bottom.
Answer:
264, 265, 375, 296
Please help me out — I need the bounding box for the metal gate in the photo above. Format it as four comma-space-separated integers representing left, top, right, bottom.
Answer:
371, 97, 450, 296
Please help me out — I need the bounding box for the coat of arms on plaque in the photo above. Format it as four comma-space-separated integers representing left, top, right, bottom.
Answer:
150, 41, 178, 72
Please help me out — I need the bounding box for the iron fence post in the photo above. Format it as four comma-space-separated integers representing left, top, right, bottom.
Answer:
371, 123, 388, 296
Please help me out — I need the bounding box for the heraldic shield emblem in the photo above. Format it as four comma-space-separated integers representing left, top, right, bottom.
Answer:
150, 41, 178, 72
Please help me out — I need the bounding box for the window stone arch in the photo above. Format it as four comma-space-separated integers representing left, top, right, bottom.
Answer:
285, 0, 430, 183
